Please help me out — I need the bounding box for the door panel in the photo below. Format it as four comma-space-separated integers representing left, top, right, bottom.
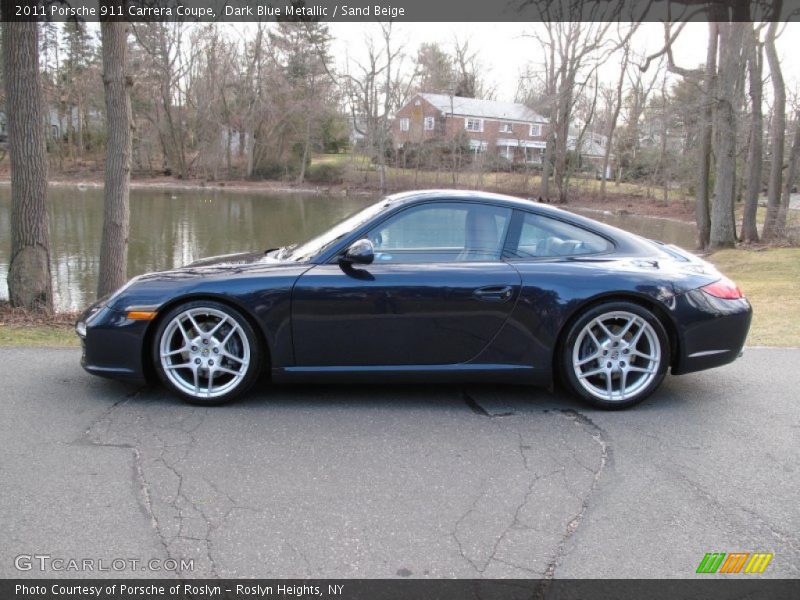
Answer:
291, 262, 521, 366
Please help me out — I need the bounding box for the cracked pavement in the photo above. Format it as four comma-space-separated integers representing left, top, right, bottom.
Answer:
1, 348, 798, 579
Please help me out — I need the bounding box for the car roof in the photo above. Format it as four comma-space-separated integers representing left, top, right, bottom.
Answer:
385, 189, 574, 216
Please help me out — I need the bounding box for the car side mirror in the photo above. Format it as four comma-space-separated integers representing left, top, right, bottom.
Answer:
340, 239, 374, 266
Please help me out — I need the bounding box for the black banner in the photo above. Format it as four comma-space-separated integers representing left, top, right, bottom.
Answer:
1, 0, 800, 22
3, 579, 800, 600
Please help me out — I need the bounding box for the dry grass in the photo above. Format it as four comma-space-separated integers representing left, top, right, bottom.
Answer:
342, 159, 682, 200
708, 248, 800, 347
0, 302, 80, 347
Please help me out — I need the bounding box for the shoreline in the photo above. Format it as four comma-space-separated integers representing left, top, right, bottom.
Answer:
0, 175, 698, 224
0, 175, 373, 198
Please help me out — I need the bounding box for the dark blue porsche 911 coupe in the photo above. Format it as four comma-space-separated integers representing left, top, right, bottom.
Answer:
76, 190, 752, 409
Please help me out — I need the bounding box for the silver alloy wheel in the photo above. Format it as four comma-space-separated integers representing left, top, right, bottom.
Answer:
159, 307, 251, 400
572, 310, 661, 403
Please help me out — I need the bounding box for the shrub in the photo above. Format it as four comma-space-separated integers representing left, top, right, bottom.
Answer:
251, 158, 291, 180
306, 163, 345, 184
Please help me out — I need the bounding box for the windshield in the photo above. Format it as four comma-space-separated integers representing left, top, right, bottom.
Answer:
283, 199, 391, 262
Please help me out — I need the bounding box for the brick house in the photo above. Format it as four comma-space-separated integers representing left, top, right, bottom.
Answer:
393, 93, 549, 164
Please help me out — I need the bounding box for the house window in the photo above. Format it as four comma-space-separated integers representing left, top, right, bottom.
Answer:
529, 124, 542, 137
399, 118, 410, 132
465, 118, 483, 132
424, 117, 435, 131
468, 139, 488, 154
525, 148, 542, 164
500, 123, 514, 133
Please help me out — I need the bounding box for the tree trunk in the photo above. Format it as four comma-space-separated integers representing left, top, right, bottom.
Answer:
297, 120, 310, 184
2, 16, 53, 312
762, 20, 785, 241
695, 21, 718, 250
539, 132, 553, 199
741, 27, 762, 243
660, 93, 669, 206
553, 84, 573, 204
97, 17, 133, 297
601, 48, 628, 200
76, 95, 84, 160
710, 22, 743, 250
226, 128, 233, 178
779, 109, 800, 235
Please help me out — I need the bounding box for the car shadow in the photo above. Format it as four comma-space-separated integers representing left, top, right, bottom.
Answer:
85, 369, 706, 417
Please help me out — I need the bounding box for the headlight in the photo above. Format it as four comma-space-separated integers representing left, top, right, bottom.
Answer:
75, 302, 109, 338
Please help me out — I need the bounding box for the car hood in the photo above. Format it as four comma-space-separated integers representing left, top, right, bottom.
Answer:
134, 250, 301, 281
183, 250, 280, 268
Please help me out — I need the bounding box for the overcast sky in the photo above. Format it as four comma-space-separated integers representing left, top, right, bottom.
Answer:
328, 22, 800, 104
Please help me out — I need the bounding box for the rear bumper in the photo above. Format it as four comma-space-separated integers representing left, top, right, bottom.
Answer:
77, 306, 149, 384
671, 289, 752, 375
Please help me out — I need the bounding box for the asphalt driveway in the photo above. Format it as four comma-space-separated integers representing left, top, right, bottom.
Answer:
1, 347, 798, 579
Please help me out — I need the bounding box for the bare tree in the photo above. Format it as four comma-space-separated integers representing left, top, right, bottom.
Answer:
2, 15, 53, 311
97, 14, 133, 297
451, 38, 495, 100
762, 18, 786, 241
599, 40, 630, 198
708, 22, 745, 249
741, 24, 763, 243
615, 54, 661, 186
60, 21, 98, 163
533, 21, 629, 203
344, 24, 414, 192
640, 13, 723, 249
780, 105, 800, 234
269, 21, 336, 183
131, 22, 200, 178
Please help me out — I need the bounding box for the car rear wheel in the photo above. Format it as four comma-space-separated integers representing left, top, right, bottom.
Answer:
153, 300, 261, 405
560, 301, 669, 410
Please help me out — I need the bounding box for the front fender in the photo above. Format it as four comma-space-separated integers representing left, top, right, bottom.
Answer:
103, 264, 312, 370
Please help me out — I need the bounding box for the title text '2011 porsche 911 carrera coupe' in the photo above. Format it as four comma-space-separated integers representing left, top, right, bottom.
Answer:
76, 190, 751, 409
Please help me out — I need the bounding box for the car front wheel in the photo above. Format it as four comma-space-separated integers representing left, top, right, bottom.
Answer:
560, 301, 669, 410
153, 300, 261, 405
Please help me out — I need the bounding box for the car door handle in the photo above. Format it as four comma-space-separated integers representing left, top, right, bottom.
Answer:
473, 285, 514, 302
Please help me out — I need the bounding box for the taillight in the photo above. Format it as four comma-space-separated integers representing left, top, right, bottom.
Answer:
701, 276, 743, 299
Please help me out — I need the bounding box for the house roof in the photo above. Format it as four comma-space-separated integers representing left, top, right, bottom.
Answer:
418, 93, 548, 124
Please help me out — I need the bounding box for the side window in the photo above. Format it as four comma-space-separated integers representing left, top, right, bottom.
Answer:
367, 203, 511, 263
506, 212, 611, 259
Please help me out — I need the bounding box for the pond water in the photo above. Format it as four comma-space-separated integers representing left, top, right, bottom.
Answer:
0, 187, 697, 312
571, 208, 697, 250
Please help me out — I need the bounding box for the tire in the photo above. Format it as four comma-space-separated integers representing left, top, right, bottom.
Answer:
559, 301, 669, 410
152, 300, 262, 405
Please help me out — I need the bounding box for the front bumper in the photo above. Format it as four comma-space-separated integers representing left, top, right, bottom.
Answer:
77, 305, 150, 383
671, 289, 752, 375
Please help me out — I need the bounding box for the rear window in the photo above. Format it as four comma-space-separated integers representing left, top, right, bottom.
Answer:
505, 212, 612, 259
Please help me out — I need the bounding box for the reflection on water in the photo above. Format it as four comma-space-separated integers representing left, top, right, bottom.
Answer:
0, 187, 374, 311
571, 208, 697, 250
0, 187, 697, 312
